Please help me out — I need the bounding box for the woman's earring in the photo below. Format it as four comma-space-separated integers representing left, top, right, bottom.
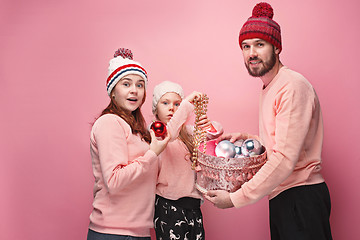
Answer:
112, 95, 115, 99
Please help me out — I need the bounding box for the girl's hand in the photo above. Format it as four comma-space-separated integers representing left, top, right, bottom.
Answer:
197, 114, 211, 130
185, 91, 204, 104
149, 129, 171, 156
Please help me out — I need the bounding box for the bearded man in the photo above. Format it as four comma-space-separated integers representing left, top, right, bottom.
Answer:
206, 3, 333, 240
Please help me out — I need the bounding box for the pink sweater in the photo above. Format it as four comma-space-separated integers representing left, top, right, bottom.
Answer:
156, 100, 223, 200
230, 66, 325, 208
88, 114, 158, 237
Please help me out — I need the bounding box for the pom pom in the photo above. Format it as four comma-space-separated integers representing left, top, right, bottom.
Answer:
114, 48, 133, 59
252, 2, 274, 19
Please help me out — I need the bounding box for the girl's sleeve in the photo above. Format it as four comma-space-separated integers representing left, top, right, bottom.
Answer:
92, 115, 157, 194
166, 100, 194, 141
186, 121, 223, 139
205, 121, 224, 140
165, 99, 223, 141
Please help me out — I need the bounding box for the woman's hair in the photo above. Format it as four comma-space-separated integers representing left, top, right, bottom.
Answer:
177, 125, 195, 162
98, 91, 151, 143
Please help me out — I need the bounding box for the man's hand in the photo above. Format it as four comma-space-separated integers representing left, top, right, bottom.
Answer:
205, 190, 234, 209
217, 132, 260, 143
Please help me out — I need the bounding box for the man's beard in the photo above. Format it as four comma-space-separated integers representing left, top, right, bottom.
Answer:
245, 50, 276, 77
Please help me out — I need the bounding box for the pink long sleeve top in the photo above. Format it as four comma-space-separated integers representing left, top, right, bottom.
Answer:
156, 100, 223, 200
88, 114, 158, 237
230, 66, 325, 208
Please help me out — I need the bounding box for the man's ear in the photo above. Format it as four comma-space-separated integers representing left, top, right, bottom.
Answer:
274, 46, 281, 54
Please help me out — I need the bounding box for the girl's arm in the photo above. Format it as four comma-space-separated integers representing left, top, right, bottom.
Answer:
196, 114, 224, 140
166, 92, 204, 141
205, 121, 223, 140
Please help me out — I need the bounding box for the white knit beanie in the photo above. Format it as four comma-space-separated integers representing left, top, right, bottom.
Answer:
106, 48, 148, 96
152, 81, 184, 114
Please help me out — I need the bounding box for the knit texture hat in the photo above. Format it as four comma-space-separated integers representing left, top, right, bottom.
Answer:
106, 48, 148, 96
152, 81, 184, 114
239, 2, 282, 53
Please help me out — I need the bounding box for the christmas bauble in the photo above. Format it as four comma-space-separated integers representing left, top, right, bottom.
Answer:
150, 121, 167, 138
241, 139, 263, 156
215, 140, 236, 158
233, 140, 244, 158
235, 146, 242, 155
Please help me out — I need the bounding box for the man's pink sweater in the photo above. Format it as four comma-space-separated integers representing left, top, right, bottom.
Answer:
230, 66, 325, 208
88, 114, 158, 237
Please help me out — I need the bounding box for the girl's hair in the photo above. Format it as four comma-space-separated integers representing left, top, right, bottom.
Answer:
98, 91, 151, 143
177, 125, 195, 162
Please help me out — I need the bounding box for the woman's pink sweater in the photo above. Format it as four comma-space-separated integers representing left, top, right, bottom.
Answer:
88, 114, 158, 237
230, 66, 325, 208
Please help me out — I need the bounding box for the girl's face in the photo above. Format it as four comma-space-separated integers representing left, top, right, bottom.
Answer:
111, 74, 145, 113
155, 92, 182, 124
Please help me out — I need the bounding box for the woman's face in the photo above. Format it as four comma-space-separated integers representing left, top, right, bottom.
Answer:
155, 92, 182, 124
111, 74, 145, 112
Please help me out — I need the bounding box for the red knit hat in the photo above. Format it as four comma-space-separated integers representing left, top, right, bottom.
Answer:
239, 2, 282, 53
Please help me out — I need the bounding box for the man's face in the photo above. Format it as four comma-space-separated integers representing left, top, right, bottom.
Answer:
241, 38, 279, 77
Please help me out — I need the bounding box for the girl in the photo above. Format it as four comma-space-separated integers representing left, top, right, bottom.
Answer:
87, 48, 170, 240
152, 81, 223, 240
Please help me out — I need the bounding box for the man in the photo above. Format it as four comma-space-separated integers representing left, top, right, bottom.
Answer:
205, 2, 332, 239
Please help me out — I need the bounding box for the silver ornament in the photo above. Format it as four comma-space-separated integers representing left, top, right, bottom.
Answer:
234, 140, 244, 158
235, 146, 242, 155
241, 139, 263, 156
215, 140, 236, 158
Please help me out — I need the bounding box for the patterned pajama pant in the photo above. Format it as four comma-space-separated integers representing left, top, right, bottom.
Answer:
154, 195, 205, 240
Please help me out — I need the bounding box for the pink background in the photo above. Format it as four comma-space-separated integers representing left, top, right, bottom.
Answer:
1, 0, 359, 239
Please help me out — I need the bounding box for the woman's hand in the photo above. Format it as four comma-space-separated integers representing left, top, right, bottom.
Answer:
149, 129, 171, 156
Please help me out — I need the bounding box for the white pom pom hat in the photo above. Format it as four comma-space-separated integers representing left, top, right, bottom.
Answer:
106, 48, 148, 96
152, 81, 184, 114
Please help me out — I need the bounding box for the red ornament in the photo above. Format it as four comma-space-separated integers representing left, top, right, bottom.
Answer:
150, 121, 167, 138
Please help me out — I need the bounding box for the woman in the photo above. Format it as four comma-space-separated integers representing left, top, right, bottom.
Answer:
87, 48, 170, 240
